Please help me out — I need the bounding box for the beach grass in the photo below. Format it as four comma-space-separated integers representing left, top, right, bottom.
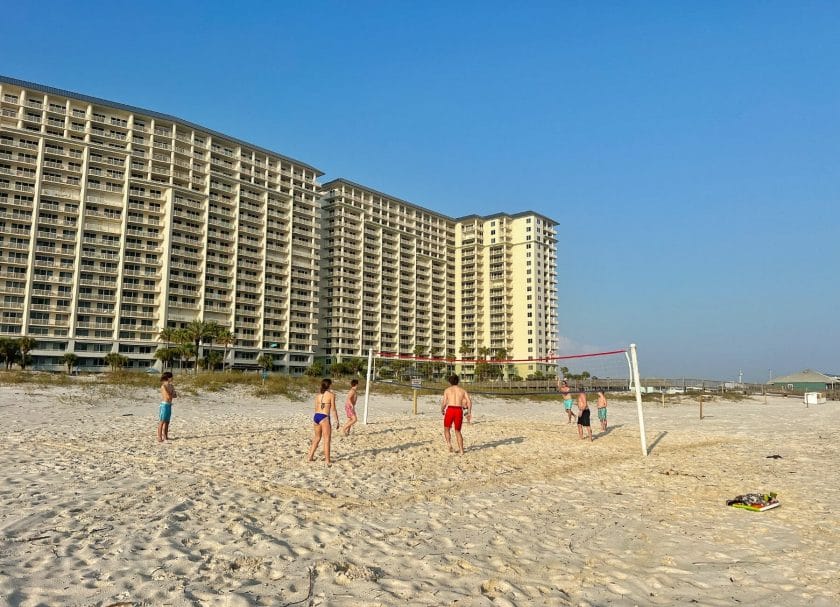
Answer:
0, 370, 74, 387
0, 369, 761, 404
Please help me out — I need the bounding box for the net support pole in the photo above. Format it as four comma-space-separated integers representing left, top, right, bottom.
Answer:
624, 351, 633, 390
629, 343, 648, 456
363, 348, 373, 425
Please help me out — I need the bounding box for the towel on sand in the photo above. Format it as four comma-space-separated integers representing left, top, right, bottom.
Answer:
726, 492, 780, 512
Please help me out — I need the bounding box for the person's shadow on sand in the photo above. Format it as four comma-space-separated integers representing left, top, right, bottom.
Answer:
593, 424, 624, 440
469, 437, 525, 451
358, 425, 425, 437
342, 440, 433, 458
169, 429, 279, 441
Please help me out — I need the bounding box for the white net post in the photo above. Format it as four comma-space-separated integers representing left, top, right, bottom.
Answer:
629, 343, 648, 456
363, 348, 373, 424
624, 351, 633, 391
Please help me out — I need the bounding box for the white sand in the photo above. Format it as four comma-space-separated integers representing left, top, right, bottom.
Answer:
1, 384, 838, 606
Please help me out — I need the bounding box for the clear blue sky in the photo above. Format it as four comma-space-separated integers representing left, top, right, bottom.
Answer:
5, 1, 839, 382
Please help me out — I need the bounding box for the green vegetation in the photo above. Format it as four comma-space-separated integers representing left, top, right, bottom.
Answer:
156, 322, 235, 373
104, 352, 129, 372
62, 353, 78, 374
0, 337, 36, 371
256, 353, 274, 371
0, 364, 761, 405
0, 370, 73, 387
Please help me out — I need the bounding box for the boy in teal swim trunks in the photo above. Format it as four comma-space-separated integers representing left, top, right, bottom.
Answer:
558, 379, 575, 423
596, 390, 608, 432
157, 371, 176, 443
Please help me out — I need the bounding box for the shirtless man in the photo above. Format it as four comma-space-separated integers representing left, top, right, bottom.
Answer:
441, 374, 473, 454
577, 388, 592, 441
557, 378, 575, 423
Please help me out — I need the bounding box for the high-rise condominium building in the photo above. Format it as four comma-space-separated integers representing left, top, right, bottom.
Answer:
0, 77, 558, 376
319, 179, 457, 360
0, 76, 323, 373
455, 213, 559, 379
320, 180, 559, 380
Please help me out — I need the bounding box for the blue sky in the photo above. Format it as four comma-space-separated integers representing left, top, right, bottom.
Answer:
4, 1, 839, 381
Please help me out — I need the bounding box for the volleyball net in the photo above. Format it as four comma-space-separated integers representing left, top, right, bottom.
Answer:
360, 344, 649, 456
368, 347, 633, 393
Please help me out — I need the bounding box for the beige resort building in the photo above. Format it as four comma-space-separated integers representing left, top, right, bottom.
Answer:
311, 180, 558, 379
0, 76, 558, 378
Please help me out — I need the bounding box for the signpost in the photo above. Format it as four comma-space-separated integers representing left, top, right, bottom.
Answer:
411, 377, 422, 415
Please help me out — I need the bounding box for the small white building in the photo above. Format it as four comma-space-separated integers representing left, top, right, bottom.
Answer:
804, 392, 827, 406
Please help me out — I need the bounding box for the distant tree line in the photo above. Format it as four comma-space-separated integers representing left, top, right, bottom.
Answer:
558, 366, 594, 381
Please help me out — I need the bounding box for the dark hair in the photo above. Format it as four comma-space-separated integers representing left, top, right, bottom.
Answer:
350, 379, 359, 387
448, 374, 460, 386
161, 371, 173, 383
320, 378, 332, 393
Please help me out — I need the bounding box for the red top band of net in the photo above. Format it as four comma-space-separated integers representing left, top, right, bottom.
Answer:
375, 349, 627, 364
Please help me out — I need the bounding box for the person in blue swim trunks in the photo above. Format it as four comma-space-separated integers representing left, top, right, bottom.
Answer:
307, 378, 339, 465
157, 371, 177, 443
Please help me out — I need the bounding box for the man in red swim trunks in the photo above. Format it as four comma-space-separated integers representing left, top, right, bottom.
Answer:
441, 374, 473, 454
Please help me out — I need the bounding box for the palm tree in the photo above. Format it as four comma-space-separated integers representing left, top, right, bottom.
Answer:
445, 349, 456, 377
159, 326, 177, 348
257, 353, 274, 371
156, 326, 179, 370
178, 342, 197, 371
215, 326, 235, 372
62, 352, 78, 374
0, 338, 18, 370
429, 346, 444, 380
205, 350, 223, 372
183, 320, 219, 373
18, 336, 37, 370
104, 352, 127, 372
346, 356, 366, 377
155, 347, 177, 370
202, 320, 221, 358
411, 345, 426, 379
494, 347, 509, 381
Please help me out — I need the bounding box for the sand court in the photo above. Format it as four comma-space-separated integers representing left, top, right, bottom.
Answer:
1, 385, 838, 606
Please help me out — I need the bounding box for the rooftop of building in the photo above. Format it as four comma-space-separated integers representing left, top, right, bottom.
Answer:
0, 74, 324, 176
455, 211, 558, 227
321, 177, 557, 226
768, 369, 839, 384
321, 178, 454, 223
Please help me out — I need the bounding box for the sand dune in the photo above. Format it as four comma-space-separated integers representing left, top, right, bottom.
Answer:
1, 385, 838, 606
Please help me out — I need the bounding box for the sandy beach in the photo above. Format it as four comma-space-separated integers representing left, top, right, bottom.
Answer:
1, 384, 838, 606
